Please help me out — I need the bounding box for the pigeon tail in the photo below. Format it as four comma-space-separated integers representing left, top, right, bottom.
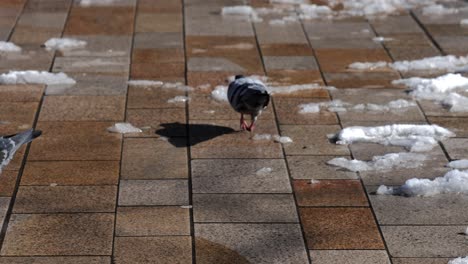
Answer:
6, 129, 42, 146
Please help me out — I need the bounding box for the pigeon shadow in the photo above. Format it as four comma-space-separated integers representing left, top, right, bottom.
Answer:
156, 122, 236, 147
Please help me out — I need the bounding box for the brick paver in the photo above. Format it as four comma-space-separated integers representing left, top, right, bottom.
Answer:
1, 0, 468, 263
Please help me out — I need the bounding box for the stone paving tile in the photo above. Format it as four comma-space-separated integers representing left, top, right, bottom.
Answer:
324, 71, 401, 89
274, 98, 339, 125
255, 22, 308, 44
195, 223, 309, 264
10, 12, 68, 44
21, 161, 119, 186
266, 70, 325, 88
419, 100, 468, 118
131, 62, 185, 80
191, 159, 291, 193
391, 258, 450, 264
185, 17, 254, 37
53, 57, 130, 74
369, 193, 468, 225
310, 37, 382, 49
381, 226, 468, 257
294, 180, 368, 207
64, 7, 135, 35
118, 180, 189, 206
0, 171, 18, 197
121, 138, 188, 179
287, 155, 358, 180
443, 138, 468, 160
116, 206, 190, 236
300, 207, 384, 250
114, 237, 192, 264
0, 257, 111, 264
46, 73, 128, 96
263, 56, 318, 71
136, 13, 182, 33
127, 85, 186, 109
0, 46, 54, 72
28, 122, 122, 161
315, 49, 392, 73
303, 21, 375, 39
0, 197, 10, 228
190, 119, 283, 159
0, 85, 44, 102
428, 117, 468, 138
434, 36, 468, 55
280, 125, 350, 156
134, 32, 183, 49
193, 194, 298, 223
39, 96, 125, 121
188, 57, 246, 72
387, 46, 441, 61
132, 48, 185, 63
23, 0, 71, 13
58, 35, 132, 57
370, 16, 424, 34
260, 43, 313, 56
0, 102, 38, 125
310, 250, 391, 264
126, 108, 187, 137
13, 186, 116, 213
1, 213, 114, 256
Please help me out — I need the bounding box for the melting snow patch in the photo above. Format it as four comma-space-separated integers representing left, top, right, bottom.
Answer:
461, 19, 468, 26
44, 38, 86, 51
167, 96, 190, 103
0, 71, 76, 85
256, 167, 273, 175
372, 36, 393, 42
422, 4, 459, 15
448, 257, 468, 264
211, 85, 228, 101
79, 0, 115, 6
299, 99, 416, 114
253, 134, 293, 143
378, 169, 468, 197
0, 41, 21, 52
180, 205, 193, 209
252, 134, 272, 141
327, 152, 426, 172
333, 124, 455, 152
310, 179, 321, 184
128, 80, 193, 91
107, 123, 142, 134
448, 160, 468, 170
128, 80, 164, 86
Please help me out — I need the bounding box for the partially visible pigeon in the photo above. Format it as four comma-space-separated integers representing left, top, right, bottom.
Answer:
228, 75, 270, 134
0, 129, 42, 174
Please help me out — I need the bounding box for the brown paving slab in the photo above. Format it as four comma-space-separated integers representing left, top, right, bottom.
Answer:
126, 108, 187, 137
121, 138, 188, 180
381, 226, 468, 257
428, 117, 468, 138
131, 62, 185, 80
309, 38, 381, 49
266, 70, 325, 87
114, 236, 192, 264
39, 96, 125, 121
310, 250, 391, 264
260, 43, 313, 56
1, 213, 114, 256
192, 159, 291, 193
190, 119, 283, 159
193, 194, 298, 223
52, 57, 130, 75
280, 125, 350, 156
391, 258, 450, 264
136, 13, 182, 33
138, 0, 182, 13
127, 85, 186, 109
442, 138, 468, 160
116, 206, 190, 236
300, 207, 384, 250
64, 7, 135, 35
132, 48, 185, 63
293, 180, 368, 207
263, 56, 318, 71
0, 46, 54, 72
419, 99, 468, 118
21, 161, 119, 186
323, 72, 401, 89
315, 49, 392, 72
118, 180, 189, 206
303, 21, 375, 38
134, 32, 183, 49
187, 71, 242, 88
0, 170, 18, 197
13, 186, 116, 213
57, 35, 132, 57
380, 33, 437, 48
11, 26, 63, 45
370, 15, 424, 34
287, 155, 358, 180
28, 122, 122, 161
0, 256, 111, 264
195, 223, 309, 264
255, 21, 308, 45
0, 85, 44, 102
274, 98, 338, 125
0, 102, 38, 124
426, 24, 468, 37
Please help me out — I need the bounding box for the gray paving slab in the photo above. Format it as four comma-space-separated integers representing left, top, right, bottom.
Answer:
188, 57, 246, 72
133, 32, 183, 49
303, 21, 375, 39
53, 57, 130, 74
287, 155, 358, 180
443, 138, 468, 160
59, 35, 132, 57
310, 250, 391, 264
254, 22, 308, 44
118, 180, 189, 206
46, 73, 128, 96
263, 56, 318, 71
370, 16, 424, 34
310, 37, 382, 49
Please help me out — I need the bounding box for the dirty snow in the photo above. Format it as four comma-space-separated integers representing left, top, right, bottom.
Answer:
448, 257, 468, 264
128, 80, 164, 86
107, 123, 142, 134
327, 152, 426, 172
167, 96, 190, 103
448, 160, 468, 170
0, 41, 21, 52
211, 85, 228, 101
256, 167, 273, 175
0, 71, 76, 85
253, 134, 293, 143
44, 38, 87, 51
299, 99, 416, 113
180, 205, 193, 209
333, 124, 454, 152
377, 169, 468, 197
422, 4, 459, 16
461, 19, 468, 26
128, 80, 193, 91
79, 0, 115, 6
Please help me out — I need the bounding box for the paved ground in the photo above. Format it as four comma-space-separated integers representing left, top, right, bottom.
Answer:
1, 0, 468, 263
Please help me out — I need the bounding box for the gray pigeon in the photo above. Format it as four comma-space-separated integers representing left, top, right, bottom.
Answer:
227, 75, 270, 133
0, 129, 41, 174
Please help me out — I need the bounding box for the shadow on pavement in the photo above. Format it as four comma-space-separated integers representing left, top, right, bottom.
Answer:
156, 122, 236, 147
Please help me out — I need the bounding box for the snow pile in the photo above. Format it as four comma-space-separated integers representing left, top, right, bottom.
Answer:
333, 124, 455, 152
44, 38, 87, 51
107, 123, 142, 134
256, 167, 273, 175
253, 134, 293, 143
211, 85, 228, 101
128, 80, 193, 91
221, 6, 262, 22
377, 169, 468, 197
448, 160, 468, 170
373, 36, 393, 42
327, 152, 426, 172
298, 4, 334, 19
422, 4, 459, 15
349, 55, 468, 73
299, 99, 416, 113
0, 41, 21, 52
461, 19, 468, 26
167, 96, 190, 103
0, 71, 76, 85
448, 257, 468, 264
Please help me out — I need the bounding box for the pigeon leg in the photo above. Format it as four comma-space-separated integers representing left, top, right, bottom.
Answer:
240, 114, 248, 131
247, 115, 257, 134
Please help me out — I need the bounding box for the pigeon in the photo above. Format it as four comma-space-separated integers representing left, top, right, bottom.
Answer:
227, 75, 270, 134
0, 129, 42, 174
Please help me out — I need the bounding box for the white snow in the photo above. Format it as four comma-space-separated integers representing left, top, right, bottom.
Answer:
378, 169, 468, 197
211, 85, 228, 101
180, 205, 193, 209
372, 36, 393, 42
327, 152, 426, 172
299, 4, 334, 19
310, 179, 321, 184
270, 0, 307, 4
441, 93, 468, 112
299, 99, 416, 113
253, 134, 293, 143
461, 19, 468, 26
79, 0, 115, 6
252, 134, 272, 141
349, 61, 388, 70
256, 167, 273, 175
422, 4, 459, 16
222, 6, 254, 16
50, 183, 58, 187
107, 123, 142, 134
448, 160, 468, 170
0, 41, 21, 52
465, 228, 468, 236
448, 257, 468, 264
44, 38, 87, 51
167, 96, 190, 103
0, 71, 76, 85
334, 124, 455, 152
128, 80, 164, 86
376, 185, 395, 195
